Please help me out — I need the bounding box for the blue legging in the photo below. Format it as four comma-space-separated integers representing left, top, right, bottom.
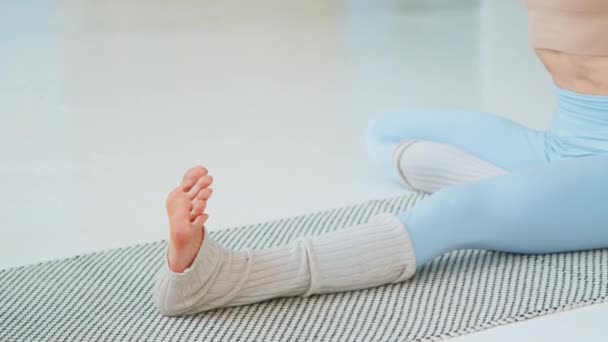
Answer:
367, 86, 608, 267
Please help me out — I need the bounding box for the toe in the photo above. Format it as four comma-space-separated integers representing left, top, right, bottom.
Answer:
195, 188, 213, 201
181, 166, 208, 192
190, 199, 207, 220
191, 213, 209, 229
187, 175, 213, 199
166, 187, 186, 209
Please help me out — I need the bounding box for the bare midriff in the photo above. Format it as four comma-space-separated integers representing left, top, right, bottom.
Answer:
525, 0, 608, 94
535, 49, 608, 95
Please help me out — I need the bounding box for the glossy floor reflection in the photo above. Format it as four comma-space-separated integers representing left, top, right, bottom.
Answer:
1, 1, 601, 341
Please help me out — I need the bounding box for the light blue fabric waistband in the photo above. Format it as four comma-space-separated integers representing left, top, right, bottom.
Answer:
546, 85, 608, 158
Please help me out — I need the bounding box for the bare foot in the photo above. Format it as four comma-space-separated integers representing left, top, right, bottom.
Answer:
166, 166, 214, 273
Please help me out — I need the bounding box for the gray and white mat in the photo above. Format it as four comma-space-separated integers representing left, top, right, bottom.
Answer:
1, 192, 607, 342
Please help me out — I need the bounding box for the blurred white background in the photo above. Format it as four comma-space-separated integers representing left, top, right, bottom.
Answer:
1, 0, 603, 340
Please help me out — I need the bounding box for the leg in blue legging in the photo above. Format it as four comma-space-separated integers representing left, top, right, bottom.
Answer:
367, 87, 608, 186
401, 153, 608, 267
366, 110, 549, 183
380, 87, 608, 267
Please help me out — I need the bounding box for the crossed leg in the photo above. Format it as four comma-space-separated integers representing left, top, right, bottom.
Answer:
401, 153, 608, 266
366, 110, 549, 190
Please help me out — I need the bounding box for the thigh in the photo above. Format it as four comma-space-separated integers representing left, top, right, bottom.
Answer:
402, 153, 608, 258
366, 110, 548, 177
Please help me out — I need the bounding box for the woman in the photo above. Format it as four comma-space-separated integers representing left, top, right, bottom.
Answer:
154, 0, 608, 316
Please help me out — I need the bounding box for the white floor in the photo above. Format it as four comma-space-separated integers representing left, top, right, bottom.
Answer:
1, 0, 606, 340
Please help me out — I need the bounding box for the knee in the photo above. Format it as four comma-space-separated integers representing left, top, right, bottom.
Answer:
365, 112, 419, 183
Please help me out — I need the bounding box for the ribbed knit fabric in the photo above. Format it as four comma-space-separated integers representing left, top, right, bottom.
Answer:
153, 213, 416, 317
393, 139, 508, 193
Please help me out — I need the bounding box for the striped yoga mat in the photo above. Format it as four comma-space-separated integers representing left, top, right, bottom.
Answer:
2, 192, 608, 342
